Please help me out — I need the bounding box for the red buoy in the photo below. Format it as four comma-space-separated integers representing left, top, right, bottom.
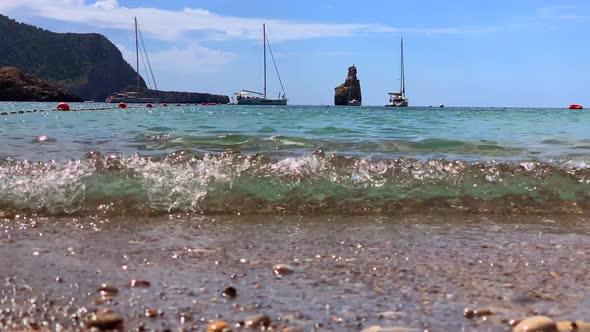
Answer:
569, 104, 583, 109
118, 102, 127, 109
146, 103, 153, 108
161, 103, 168, 107
56, 102, 70, 111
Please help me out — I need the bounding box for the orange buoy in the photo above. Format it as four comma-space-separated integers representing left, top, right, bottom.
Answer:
56, 102, 70, 111
569, 104, 583, 109
146, 103, 153, 108
161, 103, 168, 107
118, 102, 127, 109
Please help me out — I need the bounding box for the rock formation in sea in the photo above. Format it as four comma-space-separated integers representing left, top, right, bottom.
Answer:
0, 14, 229, 104
334, 65, 362, 106
0, 67, 82, 102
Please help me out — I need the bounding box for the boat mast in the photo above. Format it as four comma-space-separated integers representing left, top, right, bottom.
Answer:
400, 37, 405, 98
263, 24, 267, 99
135, 17, 140, 94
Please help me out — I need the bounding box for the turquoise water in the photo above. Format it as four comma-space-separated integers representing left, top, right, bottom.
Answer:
1, 102, 589, 215
1, 103, 589, 161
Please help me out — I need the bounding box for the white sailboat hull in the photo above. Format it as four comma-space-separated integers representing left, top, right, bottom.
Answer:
234, 24, 288, 107
385, 100, 408, 107
236, 98, 287, 106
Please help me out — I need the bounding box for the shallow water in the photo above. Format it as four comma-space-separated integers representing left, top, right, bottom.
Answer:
2, 214, 590, 331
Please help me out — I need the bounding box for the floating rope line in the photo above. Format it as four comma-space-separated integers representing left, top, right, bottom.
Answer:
0, 106, 149, 116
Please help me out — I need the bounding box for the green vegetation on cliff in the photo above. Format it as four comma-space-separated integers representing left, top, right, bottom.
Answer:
0, 14, 145, 101
0, 66, 82, 102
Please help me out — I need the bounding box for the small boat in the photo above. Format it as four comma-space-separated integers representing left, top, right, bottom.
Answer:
348, 99, 361, 106
439, 104, 445, 108
234, 24, 287, 106
569, 104, 583, 109
346, 70, 361, 106
106, 17, 160, 104
385, 38, 409, 108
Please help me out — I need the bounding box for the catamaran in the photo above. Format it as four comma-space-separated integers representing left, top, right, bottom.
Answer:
106, 17, 159, 104
234, 24, 287, 106
386, 38, 408, 107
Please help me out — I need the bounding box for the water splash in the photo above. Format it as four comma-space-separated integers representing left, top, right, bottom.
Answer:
0, 151, 589, 217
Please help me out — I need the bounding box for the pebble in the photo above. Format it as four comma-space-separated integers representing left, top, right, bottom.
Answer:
85, 309, 124, 330
464, 307, 493, 319
222, 286, 237, 298
145, 308, 159, 318
129, 279, 151, 288
474, 309, 493, 317
207, 320, 232, 332
96, 283, 119, 296
512, 316, 557, 332
464, 308, 475, 319
244, 314, 272, 329
272, 264, 295, 276
557, 321, 590, 331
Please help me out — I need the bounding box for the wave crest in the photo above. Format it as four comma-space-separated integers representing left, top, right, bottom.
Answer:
1, 151, 589, 216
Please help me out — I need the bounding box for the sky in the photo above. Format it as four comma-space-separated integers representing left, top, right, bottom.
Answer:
1, 0, 589, 107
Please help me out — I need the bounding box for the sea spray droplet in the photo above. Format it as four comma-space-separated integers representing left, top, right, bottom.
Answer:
32, 135, 56, 143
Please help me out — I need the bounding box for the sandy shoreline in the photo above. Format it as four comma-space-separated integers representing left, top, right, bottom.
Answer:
1, 214, 590, 331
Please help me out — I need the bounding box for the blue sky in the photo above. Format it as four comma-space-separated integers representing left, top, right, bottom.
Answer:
1, 0, 589, 106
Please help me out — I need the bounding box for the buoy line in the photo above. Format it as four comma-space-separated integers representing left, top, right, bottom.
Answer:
1, 102, 206, 116
0, 105, 148, 116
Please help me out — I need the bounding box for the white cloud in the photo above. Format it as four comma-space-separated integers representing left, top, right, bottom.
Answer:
537, 5, 584, 20
92, 0, 118, 10
116, 43, 236, 75
0, 0, 478, 42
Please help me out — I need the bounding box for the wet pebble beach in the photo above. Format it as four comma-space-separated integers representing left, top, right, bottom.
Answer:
2, 213, 590, 331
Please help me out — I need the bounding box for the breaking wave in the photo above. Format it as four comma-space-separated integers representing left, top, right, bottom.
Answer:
1, 151, 589, 217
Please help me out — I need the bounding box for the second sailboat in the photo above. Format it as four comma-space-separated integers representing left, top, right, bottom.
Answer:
234, 24, 288, 105
386, 38, 408, 107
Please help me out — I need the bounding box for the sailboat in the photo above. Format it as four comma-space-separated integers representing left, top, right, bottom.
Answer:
386, 38, 408, 107
235, 24, 288, 105
106, 17, 159, 103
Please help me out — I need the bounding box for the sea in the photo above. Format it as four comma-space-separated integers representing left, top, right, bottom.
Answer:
0, 102, 589, 216
1, 102, 590, 331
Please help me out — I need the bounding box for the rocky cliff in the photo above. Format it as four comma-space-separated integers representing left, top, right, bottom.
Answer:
0, 14, 143, 102
334, 65, 362, 106
0, 67, 82, 102
0, 14, 229, 104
